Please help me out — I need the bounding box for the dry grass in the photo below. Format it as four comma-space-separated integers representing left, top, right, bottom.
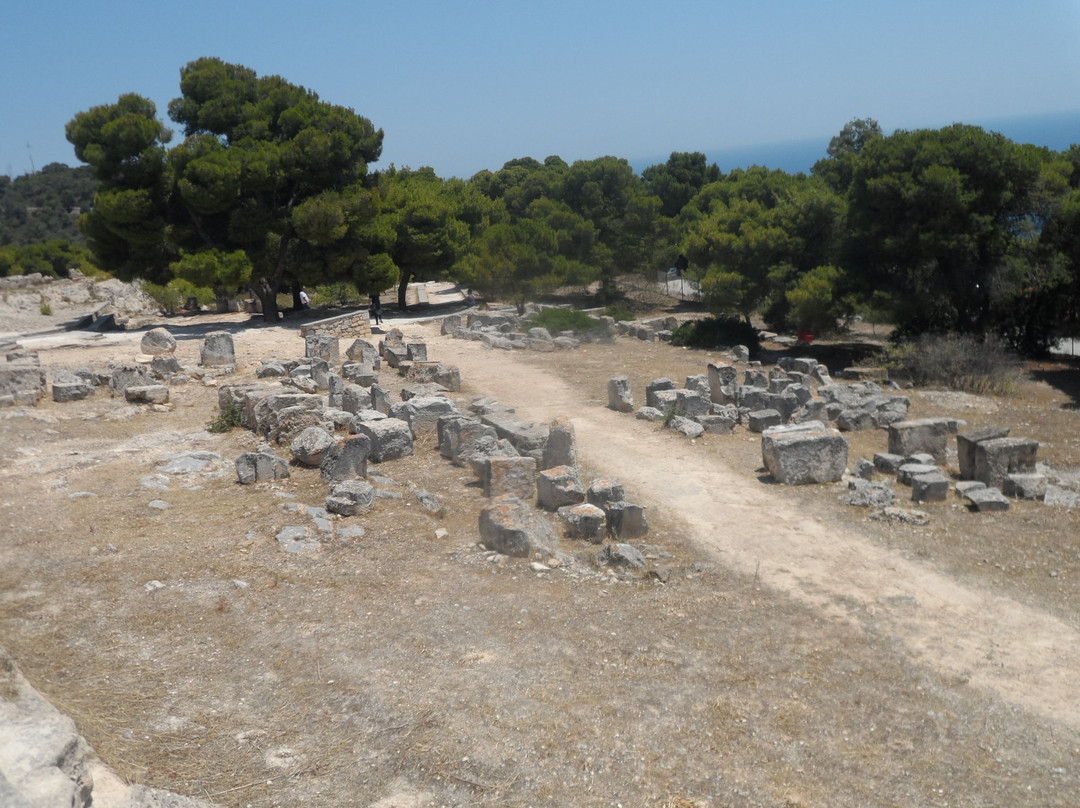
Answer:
2, 314, 1080, 806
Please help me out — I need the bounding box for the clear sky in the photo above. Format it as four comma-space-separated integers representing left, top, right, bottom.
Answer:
3, 0, 1079, 179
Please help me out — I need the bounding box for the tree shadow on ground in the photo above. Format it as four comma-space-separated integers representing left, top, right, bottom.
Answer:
1029, 356, 1080, 410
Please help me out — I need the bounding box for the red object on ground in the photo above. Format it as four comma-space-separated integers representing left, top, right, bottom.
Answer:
797, 331, 814, 344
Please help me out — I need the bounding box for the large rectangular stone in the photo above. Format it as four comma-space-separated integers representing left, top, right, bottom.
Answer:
956, 426, 1010, 480
887, 418, 950, 462
761, 423, 849, 485
973, 437, 1039, 489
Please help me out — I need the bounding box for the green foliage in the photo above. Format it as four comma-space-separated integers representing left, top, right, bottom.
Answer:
67, 58, 386, 320
784, 265, 847, 335
141, 278, 214, 315
527, 306, 608, 336
207, 402, 243, 433
0, 164, 98, 247
670, 316, 761, 354
603, 303, 636, 321
311, 282, 366, 307
39, 300, 52, 315
875, 334, 1022, 395
0, 239, 102, 278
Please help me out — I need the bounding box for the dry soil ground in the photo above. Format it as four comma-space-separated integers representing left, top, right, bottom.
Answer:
2, 301, 1080, 807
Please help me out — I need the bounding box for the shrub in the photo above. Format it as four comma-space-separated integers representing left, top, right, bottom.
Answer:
603, 303, 636, 322
207, 403, 243, 433
39, 300, 53, 316
671, 316, 761, 355
876, 333, 1022, 395
312, 282, 366, 307
142, 281, 184, 315
527, 307, 609, 336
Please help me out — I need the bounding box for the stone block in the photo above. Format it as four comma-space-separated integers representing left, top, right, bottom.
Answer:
390, 395, 458, 434
965, 486, 1010, 512
326, 480, 375, 515
341, 383, 372, 414
235, 450, 290, 484
645, 378, 676, 409
479, 495, 558, 558
911, 472, 949, 502
353, 417, 414, 462
697, 414, 737, 434
485, 455, 538, 499
707, 362, 737, 405
320, 435, 371, 482
761, 422, 848, 485
290, 426, 336, 467
342, 363, 379, 386
124, 384, 169, 404
957, 426, 1011, 480
536, 464, 586, 511
605, 501, 649, 539
748, 409, 782, 433
558, 503, 607, 543
887, 418, 950, 462
587, 478, 625, 509
140, 327, 176, 355
200, 331, 236, 368
897, 462, 938, 486
305, 333, 340, 366
607, 376, 634, 412
1002, 472, 1047, 500
973, 437, 1039, 489
541, 416, 578, 470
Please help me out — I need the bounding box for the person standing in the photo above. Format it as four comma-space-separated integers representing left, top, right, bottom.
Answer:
299, 288, 310, 309
369, 293, 383, 325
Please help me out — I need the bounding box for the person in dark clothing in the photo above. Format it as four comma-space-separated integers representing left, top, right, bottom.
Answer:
369, 293, 383, 325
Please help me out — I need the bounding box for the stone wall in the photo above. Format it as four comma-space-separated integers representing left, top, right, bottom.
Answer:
299, 309, 372, 340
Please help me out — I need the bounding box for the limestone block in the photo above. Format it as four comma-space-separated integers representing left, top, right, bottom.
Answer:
897, 462, 938, 486
327, 373, 344, 409
320, 435, 371, 483
353, 417, 414, 462
389, 395, 458, 434
108, 364, 150, 396
635, 406, 664, 422
558, 503, 607, 543
341, 383, 371, 414
200, 331, 235, 367
669, 415, 704, 438
438, 415, 498, 465
973, 437, 1039, 489
536, 464, 586, 511
235, 450, 290, 484
587, 478, 625, 509
965, 486, 1010, 512
707, 362, 738, 405
761, 422, 849, 485
290, 426, 336, 467
345, 338, 380, 368
873, 452, 905, 474
140, 327, 176, 355
607, 376, 634, 412
605, 501, 649, 539
957, 426, 1010, 480
645, 378, 676, 409
326, 479, 375, 515
600, 542, 648, 568
541, 416, 578, 470
124, 384, 169, 404
736, 385, 770, 411
305, 333, 340, 366
1002, 472, 1047, 500
836, 409, 875, 431
480, 408, 549, 460
697, 413, 737, 434
748, 409, 782, 433
479, 494, 558, 558
485, 455, 538, 499
911, 472, 949, 502
342, 363, 379, 386
887, 418, 950, 462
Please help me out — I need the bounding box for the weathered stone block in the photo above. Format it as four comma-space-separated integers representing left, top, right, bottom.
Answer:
353, 417, 414, 462
605, 501, 649, 539
1002, 472, 1047, 500
236, 450, 290, 484
305, 333, 340, 366
290, 426, 336, 467
536, 464, 586, 511
587, 478, 625, 509
887, 418, 950, 462
607, 376, 634, 412
200, 331, 236, 368
479, 494, 558, 558
558, 503, 607, 543
140, 327, 176, 355
390, 395, 457, 434
911, 472, 949, 502
973, 437, 1039, 489
957, 426, 1011, 480
326, 480, 375, 515
485, 455, 538, 499
707, 362, 738, 405
320, 435, 371, 482
965, 486, 1010, 512
761, 422, 849, 485
124, 384, 169, 404
748, 409, 782, 433
645, 378, 676, 409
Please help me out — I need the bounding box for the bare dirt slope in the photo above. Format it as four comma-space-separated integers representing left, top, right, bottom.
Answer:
2, 309, 1080, 807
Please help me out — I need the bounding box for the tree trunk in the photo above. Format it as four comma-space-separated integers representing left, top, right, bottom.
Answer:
252, 278, 279, 323
396, 268, 412, 310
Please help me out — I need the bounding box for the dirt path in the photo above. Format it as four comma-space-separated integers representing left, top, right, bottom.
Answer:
429, 327, 1080, 731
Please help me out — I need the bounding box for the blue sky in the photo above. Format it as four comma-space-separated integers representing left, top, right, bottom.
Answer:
3, 0, 1079, 179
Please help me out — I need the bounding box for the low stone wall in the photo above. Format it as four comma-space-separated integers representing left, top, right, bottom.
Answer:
299, 309, 372, 339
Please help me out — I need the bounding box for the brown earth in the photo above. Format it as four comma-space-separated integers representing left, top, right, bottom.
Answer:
2, 302, 1080, 807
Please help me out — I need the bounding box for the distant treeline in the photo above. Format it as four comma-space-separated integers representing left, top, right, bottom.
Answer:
10, 58, 1080, 355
